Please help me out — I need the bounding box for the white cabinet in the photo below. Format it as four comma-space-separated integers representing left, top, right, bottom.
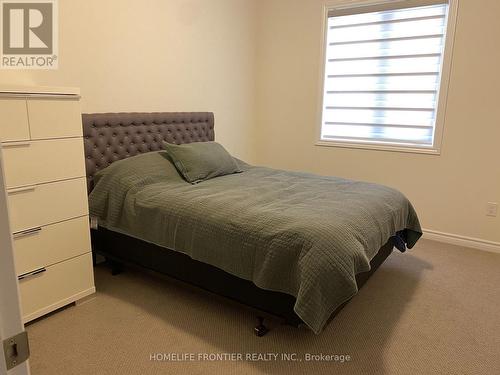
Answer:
0, 87, 95, 323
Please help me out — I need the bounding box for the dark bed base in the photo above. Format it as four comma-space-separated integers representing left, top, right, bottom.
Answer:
91, 227, 394, 332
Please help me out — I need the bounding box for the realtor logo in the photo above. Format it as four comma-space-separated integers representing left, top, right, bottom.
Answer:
1, 0, 58, 69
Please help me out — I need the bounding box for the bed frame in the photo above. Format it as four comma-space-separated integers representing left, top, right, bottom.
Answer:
83, 112, 394, 335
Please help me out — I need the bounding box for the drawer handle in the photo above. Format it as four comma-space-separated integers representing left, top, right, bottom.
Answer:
18, 268, 46, 281
2, 142, 31, 149
13, 227, 42, 239
7, 186, 36, 195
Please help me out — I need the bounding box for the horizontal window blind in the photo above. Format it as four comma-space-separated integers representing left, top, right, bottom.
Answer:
321, 2, 449, 147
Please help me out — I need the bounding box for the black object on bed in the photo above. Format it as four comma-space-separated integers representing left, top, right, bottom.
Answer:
83, 112, 395, 333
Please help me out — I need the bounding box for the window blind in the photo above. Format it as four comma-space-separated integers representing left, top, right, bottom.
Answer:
321, 2, 449, 147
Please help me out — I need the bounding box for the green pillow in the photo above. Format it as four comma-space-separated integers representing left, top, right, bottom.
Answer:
162, 141, 242, 184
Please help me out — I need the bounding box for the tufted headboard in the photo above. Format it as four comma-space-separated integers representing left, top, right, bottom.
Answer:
82, 112, 215, 193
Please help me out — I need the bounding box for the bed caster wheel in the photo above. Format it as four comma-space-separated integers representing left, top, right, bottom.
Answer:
254, 316, 269, 337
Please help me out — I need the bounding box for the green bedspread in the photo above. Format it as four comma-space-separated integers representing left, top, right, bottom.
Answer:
89, 151, 422, 333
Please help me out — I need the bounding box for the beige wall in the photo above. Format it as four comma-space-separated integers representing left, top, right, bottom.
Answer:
0, 0, 257, 161
1, 0, 498, 244
255, 0, 500, 243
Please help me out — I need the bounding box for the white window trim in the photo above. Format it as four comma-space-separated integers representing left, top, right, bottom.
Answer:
315, 0, 459, 155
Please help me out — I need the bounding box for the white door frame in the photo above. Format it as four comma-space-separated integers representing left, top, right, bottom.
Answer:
0, 144, 30, 375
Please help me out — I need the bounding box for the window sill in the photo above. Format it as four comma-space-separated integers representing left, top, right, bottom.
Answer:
315, 140, 441, 155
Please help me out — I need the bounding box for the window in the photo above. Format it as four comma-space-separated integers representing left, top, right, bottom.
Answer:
318, 0, 457, 153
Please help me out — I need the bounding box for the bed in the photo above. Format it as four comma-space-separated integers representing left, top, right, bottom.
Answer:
83, 112, 422, 335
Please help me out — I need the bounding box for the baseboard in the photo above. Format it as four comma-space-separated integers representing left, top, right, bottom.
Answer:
422, 229, 500, 254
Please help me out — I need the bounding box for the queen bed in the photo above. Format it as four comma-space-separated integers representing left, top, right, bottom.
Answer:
83, 112, 422, 335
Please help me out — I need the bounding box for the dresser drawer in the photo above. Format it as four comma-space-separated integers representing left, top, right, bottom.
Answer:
18, 253, 95, 323
7, 177, 89, 233
14, 216, 91, 276
0, 98, 30, 142
27, 98, 82, 140
2, 138, 86, 188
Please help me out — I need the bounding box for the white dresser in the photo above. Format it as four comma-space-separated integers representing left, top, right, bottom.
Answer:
0, 86, 95, 323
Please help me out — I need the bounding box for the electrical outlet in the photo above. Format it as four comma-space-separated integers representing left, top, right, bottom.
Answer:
486, 202, 498, 217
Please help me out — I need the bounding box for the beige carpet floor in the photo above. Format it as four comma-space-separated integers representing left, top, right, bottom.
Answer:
26, 239, 500, 375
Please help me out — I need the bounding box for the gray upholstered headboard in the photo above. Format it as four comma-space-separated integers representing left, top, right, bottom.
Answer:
82, 112, 215, 192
